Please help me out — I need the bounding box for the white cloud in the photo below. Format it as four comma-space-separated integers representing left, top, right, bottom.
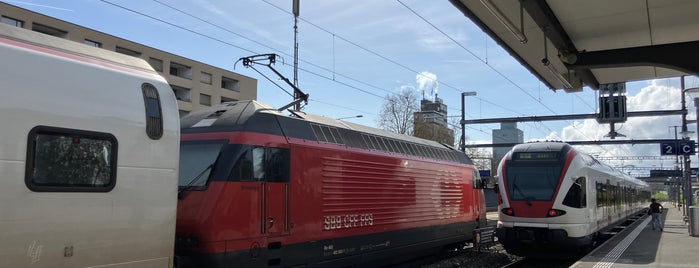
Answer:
537, 81, 694, 175
416, 71, 438, 101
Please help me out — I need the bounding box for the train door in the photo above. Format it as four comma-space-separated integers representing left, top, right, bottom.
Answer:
260, 147, 291, 237
264, 182, 288, 235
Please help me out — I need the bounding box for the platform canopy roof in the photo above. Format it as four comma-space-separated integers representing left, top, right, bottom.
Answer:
450, 0, 699, 92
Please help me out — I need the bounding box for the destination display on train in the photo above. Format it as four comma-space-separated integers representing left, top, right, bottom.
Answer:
512, 152, 558, 161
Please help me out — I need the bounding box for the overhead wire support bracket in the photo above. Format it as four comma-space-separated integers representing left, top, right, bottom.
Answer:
236, 54, 309, 111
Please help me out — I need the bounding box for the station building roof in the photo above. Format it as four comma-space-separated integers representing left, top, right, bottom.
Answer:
450, 0, 699, 92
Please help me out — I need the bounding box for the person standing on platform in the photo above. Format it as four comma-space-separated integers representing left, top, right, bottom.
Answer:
649, 198, 664, 231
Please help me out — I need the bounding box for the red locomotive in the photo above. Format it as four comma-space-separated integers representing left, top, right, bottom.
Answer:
175, 100, 487, 267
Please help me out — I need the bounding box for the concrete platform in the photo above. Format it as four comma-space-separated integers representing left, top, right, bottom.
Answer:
571, 202, 698, 268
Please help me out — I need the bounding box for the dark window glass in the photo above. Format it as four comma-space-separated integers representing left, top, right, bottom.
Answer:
311, 124, 326, 142
596, 182, 606, 207
320, 126, 335, 143
229, 146, 290, 182
398, 142, 408, 154
563, 177, 586, 208
26, 126, 117, 192
231, 146, 254, 181
388, 139, 399, 153
369, 136, 380, 150
142, 83, 163, 139
266, 147, 290, 182
377, 138, 389, 151
361, 134, 373, 149
505, 165, 563, 201
179, 140, 226, 187
329, 127, 344, 144
408, 144, 418, 156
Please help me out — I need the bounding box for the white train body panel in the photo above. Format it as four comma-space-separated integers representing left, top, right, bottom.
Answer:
495, 142, 650, 256
0, 24, 180, 267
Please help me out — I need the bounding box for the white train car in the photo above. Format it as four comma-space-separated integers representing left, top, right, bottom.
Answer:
0, 24, 180, 267
495, 142, 650, 257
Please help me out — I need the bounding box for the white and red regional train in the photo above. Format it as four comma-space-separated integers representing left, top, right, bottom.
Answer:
495, 142, 650, 257
1, 23, 488, 267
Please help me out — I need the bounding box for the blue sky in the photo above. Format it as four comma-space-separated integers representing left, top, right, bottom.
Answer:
9, 0, 699, 174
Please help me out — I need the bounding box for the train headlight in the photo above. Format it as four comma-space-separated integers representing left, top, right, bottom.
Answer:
546, 209, 567, 217
501, 208, 515, 216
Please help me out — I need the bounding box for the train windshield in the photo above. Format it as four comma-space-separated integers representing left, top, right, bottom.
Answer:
179, 140, 227, 187
505, 165, 563, 201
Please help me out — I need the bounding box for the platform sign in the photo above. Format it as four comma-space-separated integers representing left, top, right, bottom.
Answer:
660, 140, 696, 155
661, 142, 678, 155
678, 140, 695, 155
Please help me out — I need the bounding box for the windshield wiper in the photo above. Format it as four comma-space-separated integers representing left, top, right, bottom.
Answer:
512, 179, 533, 207
178, 164, 213, 199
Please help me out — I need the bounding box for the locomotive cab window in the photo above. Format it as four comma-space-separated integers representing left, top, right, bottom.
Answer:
26, 126, 117, 192
179, 140, 227, 188
230, 145, 290, 182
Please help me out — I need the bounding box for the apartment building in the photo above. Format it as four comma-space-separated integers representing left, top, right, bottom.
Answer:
0, 2, 257, 117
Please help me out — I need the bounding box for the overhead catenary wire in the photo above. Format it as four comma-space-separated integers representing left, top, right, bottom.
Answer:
260, 0, 541, 120
396, 0, 623, 151
150, 0, 552, 129
145, 0, 542, 137
104, 0, 590, 147
102, 0, 392, 104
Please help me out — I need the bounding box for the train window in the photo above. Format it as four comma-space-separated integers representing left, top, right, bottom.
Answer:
416, 146, 426, 157
408, 143, 419, 156
562, 177, 586, 208
387, 139, 399, 153
231, 147, 254, 181
320, 126, 335, 143
376, 137, 388, 151
329, 127, 344, 145
25, 126, 117, 192
341, 129, 365, 148
311, 124, 326, 142
369, 135, 380, 150
431, 148, 440, 159
504, 165, 563, 201
229, 146, 290, 182
436, 149, 445, 160
423, 146, 432, 158
141, 83, 163, 140
596, 182, 609, 207
398, 142, 409, 155
384, 139, 394, 152
266, 148, 290, 182
361, 134, 373, 149
440, 149, 449, 161
180, 140, 227, 187
252, 147, 266, 180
